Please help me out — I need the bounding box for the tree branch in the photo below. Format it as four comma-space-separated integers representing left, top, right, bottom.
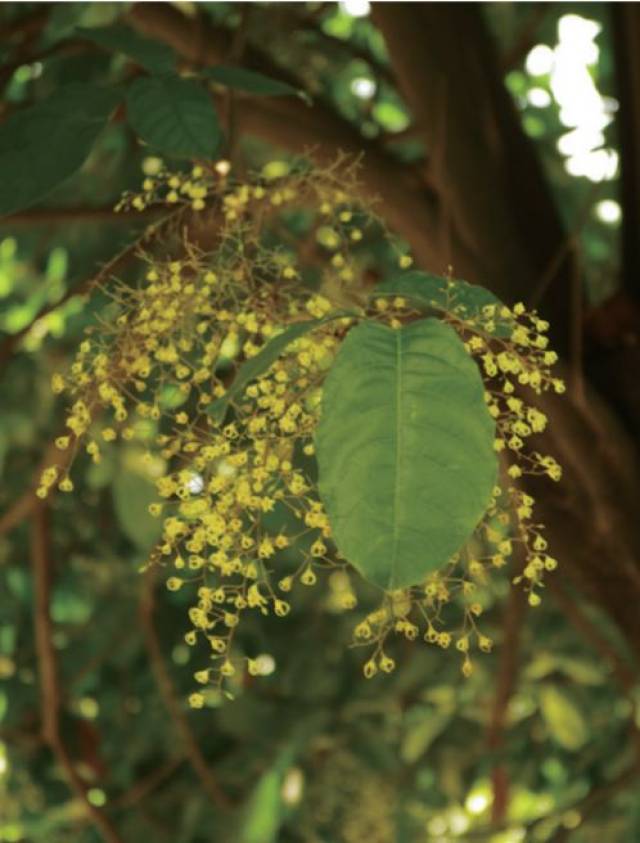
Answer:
0, 205, 165, 225
486, 580, 528, 824
30, 504, 125, 843
139, 567, 232, 810
127, 2, 462, 276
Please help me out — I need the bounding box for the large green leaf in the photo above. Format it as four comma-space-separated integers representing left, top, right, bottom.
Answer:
126, 74, 221, 160
0, 83, 121, 216
206, 312, 355, 424
76, 24, 176, 73
373, 271, 513, 337
315, 318, 497, 590
202, 66, 310, 103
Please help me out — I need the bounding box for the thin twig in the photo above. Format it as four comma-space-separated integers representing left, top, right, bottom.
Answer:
224, 4, 250, 170
139, 567, 232, 810
30, 504, 125, 843
528, 180, 603, 310
110, 756, 184, 810
569, 241, 585, 406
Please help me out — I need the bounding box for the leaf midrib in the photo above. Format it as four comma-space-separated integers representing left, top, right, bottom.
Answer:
390, 327, 403, 588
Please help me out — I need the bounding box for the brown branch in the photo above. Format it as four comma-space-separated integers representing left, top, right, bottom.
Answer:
486, 580, 528, 824
0, 205, 165, 225
528, 179, 603, 311
110, 756, 184, 811
30, 504, 125, 843
139, 567, 232, 810
127, 2, 456, 275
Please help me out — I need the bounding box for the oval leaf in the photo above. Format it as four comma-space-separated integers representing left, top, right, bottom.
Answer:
0, 83, 121, 217
315, 318, 497, 590
203, 66, 309, 103
374, 271, 514, 337
126, 74, 221, 160
76, 24, 176, 73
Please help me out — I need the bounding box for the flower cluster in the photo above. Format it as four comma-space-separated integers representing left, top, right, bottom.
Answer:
48, 162, 563, 698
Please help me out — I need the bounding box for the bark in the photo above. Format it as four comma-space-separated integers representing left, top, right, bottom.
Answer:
371, 3, 572, 340
612, 3, 640, 301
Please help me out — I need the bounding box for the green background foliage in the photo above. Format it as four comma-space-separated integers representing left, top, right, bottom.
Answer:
1, 3, 639, 843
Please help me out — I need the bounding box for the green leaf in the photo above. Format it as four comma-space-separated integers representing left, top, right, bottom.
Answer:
315, 319, 497, 590
202, 66, 310, 104
112, 460, 162, 551
400, 706, 451, 763
539, 686, 588, 751
76, 24, 176, 73
239, 741, 300, 843
0, 83, 121, 216
126, 74, 221, 160
206, 312, 355, 424
240, 767, 283, 843
373, 271, 514, 337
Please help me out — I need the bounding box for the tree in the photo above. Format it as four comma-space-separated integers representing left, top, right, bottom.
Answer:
1, 3, 639, 842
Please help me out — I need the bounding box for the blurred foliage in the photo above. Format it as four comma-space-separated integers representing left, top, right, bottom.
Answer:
0, 3, 636, 843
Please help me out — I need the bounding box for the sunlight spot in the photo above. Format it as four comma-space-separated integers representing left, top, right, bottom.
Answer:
525, 44, 554, 76
527, 87, 552, 108
340, 0, 370, 18
281, 767, 304, 805
565, 149, 618, 182
351, 76, 376, 100
595, 199, 621, 224
557, 127, 604, 157
465, 787, 491, 815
